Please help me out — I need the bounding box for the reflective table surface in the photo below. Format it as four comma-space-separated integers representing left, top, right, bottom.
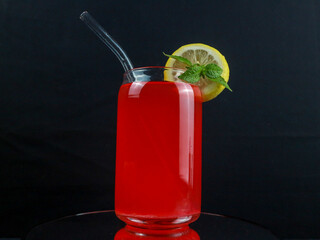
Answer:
26, 210, 278, 240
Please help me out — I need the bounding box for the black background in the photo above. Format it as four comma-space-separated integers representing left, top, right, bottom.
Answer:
1, 0, 319, 239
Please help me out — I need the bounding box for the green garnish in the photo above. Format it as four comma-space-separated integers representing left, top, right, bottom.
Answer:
163, 53, 232, 91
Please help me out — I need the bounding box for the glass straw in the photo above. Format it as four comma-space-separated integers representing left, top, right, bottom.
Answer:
80, 11, 134, 72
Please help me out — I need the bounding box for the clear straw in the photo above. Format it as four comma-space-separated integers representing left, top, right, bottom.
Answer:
80, 11, 134, 72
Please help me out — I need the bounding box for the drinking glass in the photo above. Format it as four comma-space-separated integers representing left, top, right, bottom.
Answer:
115, 67, 202, 229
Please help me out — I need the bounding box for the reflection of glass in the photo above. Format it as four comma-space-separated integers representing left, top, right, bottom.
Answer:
114, 226, 200, 240
115, 67, 202, 229
25, 211, 278, 240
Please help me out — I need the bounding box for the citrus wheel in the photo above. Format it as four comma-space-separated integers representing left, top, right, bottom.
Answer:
165, 43, 230, 102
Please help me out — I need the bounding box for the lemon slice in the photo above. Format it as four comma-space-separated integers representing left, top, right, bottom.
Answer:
165, 43, 230, 102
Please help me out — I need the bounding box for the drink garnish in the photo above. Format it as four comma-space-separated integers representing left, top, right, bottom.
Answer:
164, 43, 231, 101
163, 53, 231, 92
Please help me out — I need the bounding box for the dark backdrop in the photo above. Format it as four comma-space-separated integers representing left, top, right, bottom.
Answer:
1, 0, 319, 238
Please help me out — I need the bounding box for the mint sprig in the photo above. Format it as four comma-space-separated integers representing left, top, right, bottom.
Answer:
163, 53, 232, 92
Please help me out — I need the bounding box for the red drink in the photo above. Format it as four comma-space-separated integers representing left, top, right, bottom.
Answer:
115, 68, 202, 229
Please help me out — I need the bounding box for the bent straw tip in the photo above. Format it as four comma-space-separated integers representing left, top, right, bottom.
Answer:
80, 11, 89, 20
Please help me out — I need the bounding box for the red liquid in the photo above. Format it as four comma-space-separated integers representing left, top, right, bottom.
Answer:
115, 81, 202, 228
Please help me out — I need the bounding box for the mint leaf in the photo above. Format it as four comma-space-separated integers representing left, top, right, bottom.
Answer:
178, 65, 202, 83
207, 75, 232, 92
163, 53, 192, 66
205, 63, 223, 79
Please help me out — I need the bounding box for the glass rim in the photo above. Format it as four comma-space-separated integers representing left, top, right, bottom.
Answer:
123, 66, 185, 78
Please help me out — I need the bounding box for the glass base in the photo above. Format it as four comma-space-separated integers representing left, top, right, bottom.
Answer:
116, 213, 200, 230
